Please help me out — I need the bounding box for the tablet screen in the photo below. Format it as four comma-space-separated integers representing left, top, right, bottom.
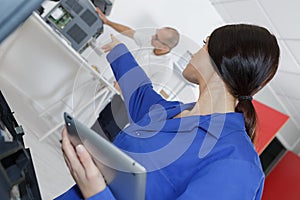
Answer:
64, 112, 146, 200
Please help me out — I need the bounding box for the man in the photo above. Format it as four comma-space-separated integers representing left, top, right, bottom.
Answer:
94, 8, 180, 141
96, 7, 180, 92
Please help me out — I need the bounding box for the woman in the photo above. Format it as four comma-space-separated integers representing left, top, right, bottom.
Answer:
56, 24, 279, 200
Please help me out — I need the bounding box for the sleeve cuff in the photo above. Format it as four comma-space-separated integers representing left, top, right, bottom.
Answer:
86, 186, 115, 200
106, 43, 129, 64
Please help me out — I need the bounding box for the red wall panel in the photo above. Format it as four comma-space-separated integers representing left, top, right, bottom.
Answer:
262, 151, 300, 200
253, 100, 289, 155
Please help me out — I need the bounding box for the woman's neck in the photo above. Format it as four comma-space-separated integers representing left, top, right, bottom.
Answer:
177, 74, 236, 118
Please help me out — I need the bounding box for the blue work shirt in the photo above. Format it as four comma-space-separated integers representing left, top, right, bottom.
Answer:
55, 44, 264, 200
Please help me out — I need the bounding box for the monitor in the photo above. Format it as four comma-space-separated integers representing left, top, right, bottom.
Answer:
43, 0, 104, 52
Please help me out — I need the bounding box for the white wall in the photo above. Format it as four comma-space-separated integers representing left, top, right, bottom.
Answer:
94, 0, 225, 102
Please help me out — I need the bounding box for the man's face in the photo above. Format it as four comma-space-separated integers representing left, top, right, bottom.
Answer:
151, 29, 170, 51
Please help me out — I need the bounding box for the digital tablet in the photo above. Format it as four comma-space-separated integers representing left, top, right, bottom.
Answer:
64, 112, 146, 200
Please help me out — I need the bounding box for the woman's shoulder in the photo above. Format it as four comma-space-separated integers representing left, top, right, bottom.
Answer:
212, 128, 263, 171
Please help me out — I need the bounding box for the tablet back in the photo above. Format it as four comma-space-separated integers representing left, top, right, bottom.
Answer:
64, 112, 146, 200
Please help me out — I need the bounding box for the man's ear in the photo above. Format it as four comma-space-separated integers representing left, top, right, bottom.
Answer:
162, 45, 171, 53
154, 46, 170, 55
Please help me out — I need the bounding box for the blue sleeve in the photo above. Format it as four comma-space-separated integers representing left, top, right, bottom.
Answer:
54, 185, 116, 200
54, 184, 83, 200
87, 187, 116, 200
107, 44, 166, 123
176, 159, 264, 200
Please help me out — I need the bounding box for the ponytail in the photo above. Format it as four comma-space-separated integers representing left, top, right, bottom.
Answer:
235, 100, 257, 143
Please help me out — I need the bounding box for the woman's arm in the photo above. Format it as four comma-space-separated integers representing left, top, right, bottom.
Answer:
106, 39, 167, 123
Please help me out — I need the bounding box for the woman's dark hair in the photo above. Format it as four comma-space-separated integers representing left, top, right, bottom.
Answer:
207, 24, 280, 143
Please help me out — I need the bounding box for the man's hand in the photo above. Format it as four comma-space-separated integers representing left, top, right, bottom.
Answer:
61, 127, 106, 199
96, 7, 109, 24
95, 7, 135, 39
101, 34, 121, 53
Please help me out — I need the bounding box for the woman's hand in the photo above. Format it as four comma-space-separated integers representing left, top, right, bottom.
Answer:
101, 34, 121, 53
61, 127, 106, 199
